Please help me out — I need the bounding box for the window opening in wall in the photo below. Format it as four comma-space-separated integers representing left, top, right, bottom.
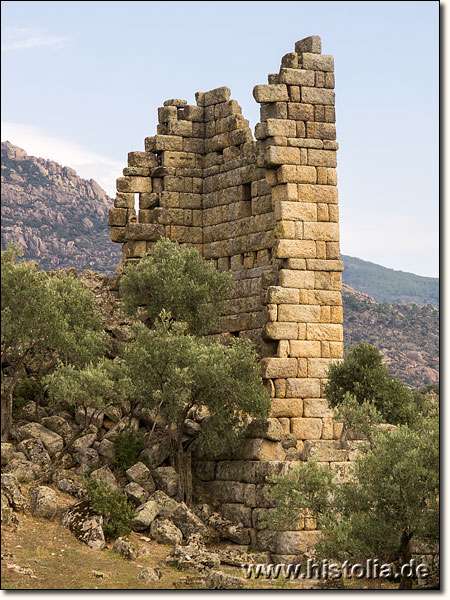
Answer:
243, 183, 252, 201
134, 193, 140, 216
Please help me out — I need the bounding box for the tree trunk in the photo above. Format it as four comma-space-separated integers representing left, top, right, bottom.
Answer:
398, 531, 413, 590
1, 369, 20, 442
176, 438, 186, 503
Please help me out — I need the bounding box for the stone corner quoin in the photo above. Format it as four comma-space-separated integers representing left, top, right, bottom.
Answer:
108, 35, 345, 550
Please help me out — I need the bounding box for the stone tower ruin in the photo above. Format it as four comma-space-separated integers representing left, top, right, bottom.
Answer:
109, 36, 347, 557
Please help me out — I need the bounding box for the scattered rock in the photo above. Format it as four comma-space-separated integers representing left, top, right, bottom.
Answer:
17, 438, 51, 466
137, 567, 161, 581
71, 432, 98, 453
103, 406, 122, 423
29, 486, 58, 519
90, 466, 118, 490
41, 416, 73, 443
164, 533, 220, 574
150, 517, 183, 545
1, 442, 16, 467
75, 407, 104, 429
112, 536, 140, 560
74, 448, 100, 471
1, 474, 27, 511
149, 490, 179, 518
1, 493, 19, 528
56, 478, 86, 499
132, 500, 160, 531
152, 466, 178, 497
208, 512, 250, 545
3, 459, 40, 483
245, 418, 284, 441
126, 462, 156, 494
204, 570, 246, 589
61, 500, 105, 550
16, 422, 64, 456
92, 570, 107, 579
5, 562, 37, 578
171, 502, 208, 540
139, 437, 171, 469
125, 482, 149, 506
97, 438, 115, 459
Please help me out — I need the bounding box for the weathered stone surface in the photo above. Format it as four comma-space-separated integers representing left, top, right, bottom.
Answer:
1, 474, 27, 511
132, 500, 160, 531
205, 570, 246, 589
90, 466, 118, 490
244, 418, 284, 442
124, 482, 148, 506
171, 502, 208, 539
150, 517, 183, 545
126, 462, 156, 494
152, 466, 178, 497
75, 407, 104, 429
240, 439, 285, 462
113, 536, 140, 560
17, 438, 51, 466
97, 438, 115, 459
1, 443, 16, 467
41, 416, 73, 442
137, 567, 162, 581
16, 423, 63, 456
62, 501, 105, 550
164, 533, 220, 574
4, 459, 40, 483
30, 486, 58, 519
253, 84, 289, 103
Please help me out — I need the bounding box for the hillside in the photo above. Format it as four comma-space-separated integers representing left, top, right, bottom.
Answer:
342, 284, 439, 387
341, 254, 439, 307
1, 141, 121, 273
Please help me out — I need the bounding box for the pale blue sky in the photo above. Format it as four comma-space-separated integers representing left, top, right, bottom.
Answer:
1, 1, 439, 276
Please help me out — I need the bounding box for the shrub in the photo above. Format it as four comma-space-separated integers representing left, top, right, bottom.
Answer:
13, 378, 40, 410
112, 429, 145, 472
85, 478, 134, 540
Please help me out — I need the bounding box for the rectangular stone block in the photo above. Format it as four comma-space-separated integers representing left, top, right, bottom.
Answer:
306, 259, 344, 271
295, 36, 322, 54
167, 120, 193, 137
124, 223, 164, 241
306, 324, 343, 341
278, 68, 315, 86
301, 440, 349, 462
253, 84, 289, 103
289, 340, 321, 358
116, 176, 152, 194
279, 269, 315, 288
287, 103, 315, 121
315, 271, 341, 291
277, 165, 316, 184
266, 286, 300, 304
240, 439, 285, 461
329, 341, 344, 358
307, 149, 337, 167
301, 53, 334, 72
216, 461, 257, 483
110, 227, 126, 243
297, 184, 338, 204
303, 398, 333, 418
203, 86, 231, 106
306, 122, 336, 140
128, 151, 157, 167
278, 304, 321, 323
263, 322, 298, 340
193, 460, 216, 481
286, 378, 321, 398
274, 201, 317, 221
108, 208, 128, 227
291, 417, 323, 440
303, 222, 339, 241
270, 398, 303, 418
265, 146, 300, 166
262, 358, 298, 379
275, 240, 317, 260
301, 87, 335, 105
154, 135, 183, 151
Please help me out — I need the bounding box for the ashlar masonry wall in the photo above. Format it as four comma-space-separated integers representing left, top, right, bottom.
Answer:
109, 35, 347, 557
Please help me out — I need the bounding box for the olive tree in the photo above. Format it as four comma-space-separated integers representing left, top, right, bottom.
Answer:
1, 245, 107, 440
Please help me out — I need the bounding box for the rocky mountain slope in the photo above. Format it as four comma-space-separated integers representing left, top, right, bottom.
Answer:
342, 284, 439, 387
1, 141, 121, 273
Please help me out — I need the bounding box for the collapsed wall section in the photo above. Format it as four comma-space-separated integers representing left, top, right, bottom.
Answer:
108, 35, 345, 556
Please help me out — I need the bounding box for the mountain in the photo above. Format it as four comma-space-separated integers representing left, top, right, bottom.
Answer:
342, 284, 439, 387
1, 141, 121, 273
341, 254, 439, 307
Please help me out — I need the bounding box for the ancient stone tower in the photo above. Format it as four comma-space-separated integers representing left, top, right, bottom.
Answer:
109, 36, 346, 557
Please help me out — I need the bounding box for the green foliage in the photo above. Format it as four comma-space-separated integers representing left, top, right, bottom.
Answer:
13, 378, 40, 410
112, 429, 145, 472
121, 313, 271, 458
264, 460, 336, 532
333, 391, 382, 443
325, 342, 418, 425
1, 244, 108, 439
119, 238, 233, 335
341, 254, 439, 306
45, 357, 131, 417
267, 407, 439, 588
85, 478, 134, 541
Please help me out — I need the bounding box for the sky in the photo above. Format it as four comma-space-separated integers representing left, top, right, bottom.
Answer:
1, 1, 439, 277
